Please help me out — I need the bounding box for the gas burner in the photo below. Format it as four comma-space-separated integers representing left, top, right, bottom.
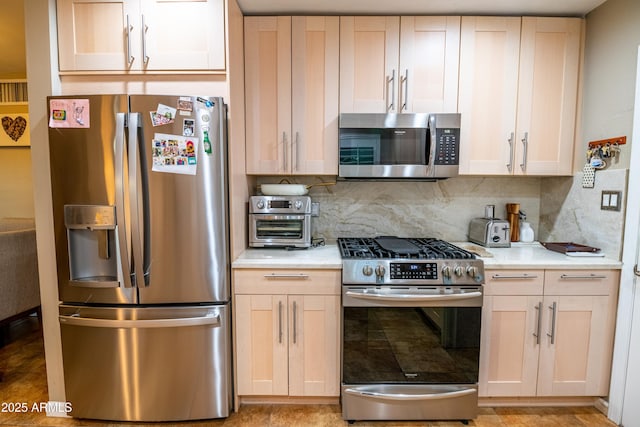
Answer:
338, 236, 476, 260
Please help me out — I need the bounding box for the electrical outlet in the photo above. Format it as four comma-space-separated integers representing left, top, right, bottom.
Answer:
601, 190, 622, 211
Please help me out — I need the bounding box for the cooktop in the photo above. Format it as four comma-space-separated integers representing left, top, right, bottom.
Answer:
338, 236, 476, 260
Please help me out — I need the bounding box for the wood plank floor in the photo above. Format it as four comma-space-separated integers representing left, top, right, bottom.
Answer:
0, 317, 617, 427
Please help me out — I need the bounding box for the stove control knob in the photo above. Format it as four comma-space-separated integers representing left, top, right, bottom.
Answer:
294, 200, 303, 210
375, 265, 386, 278
454, 266, 464, 277
467, 266, 478, 278
256, 199, 265, 209
362, 265, 374, 276
442, 266, 452, 279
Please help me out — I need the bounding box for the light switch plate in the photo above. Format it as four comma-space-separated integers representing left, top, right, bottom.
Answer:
601, 190, 622, 211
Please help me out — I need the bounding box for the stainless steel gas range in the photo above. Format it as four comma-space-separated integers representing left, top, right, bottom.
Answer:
338, 236, 485, 423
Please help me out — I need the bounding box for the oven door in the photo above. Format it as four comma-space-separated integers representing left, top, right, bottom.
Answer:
249, 214, 310, 247
341, 286, 482, 422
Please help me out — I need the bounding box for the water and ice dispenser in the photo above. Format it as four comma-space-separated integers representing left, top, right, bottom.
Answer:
64, 205, 119, 286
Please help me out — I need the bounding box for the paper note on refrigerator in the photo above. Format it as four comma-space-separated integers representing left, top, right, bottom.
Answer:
151, 133, 198, 175
49, 99, 90, 128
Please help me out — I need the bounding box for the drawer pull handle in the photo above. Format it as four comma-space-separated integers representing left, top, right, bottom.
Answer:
263, 273, 310, 279
559, 274, 607, 280
491, 274, 538, 280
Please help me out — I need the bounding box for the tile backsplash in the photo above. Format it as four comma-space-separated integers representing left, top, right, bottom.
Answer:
256, 169, 627, 259
539, 168, 627, 259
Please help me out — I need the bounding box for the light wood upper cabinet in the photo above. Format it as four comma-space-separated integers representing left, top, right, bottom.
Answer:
480, 269, 619, 398
57, 0, 225, 72
458, 17, 582, 175
234, 269, 341, 397
340, 16, 460, 113
244, 16, 339, 175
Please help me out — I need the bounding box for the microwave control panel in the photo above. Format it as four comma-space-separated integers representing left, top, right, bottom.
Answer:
434, 128, 460, 166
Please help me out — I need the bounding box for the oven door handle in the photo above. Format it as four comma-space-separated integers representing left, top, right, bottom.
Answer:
345, 290, 482, 302
343, 387, 476, 401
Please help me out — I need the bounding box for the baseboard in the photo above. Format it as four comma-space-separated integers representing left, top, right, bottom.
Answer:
478, 396, 599, 407
594, 397, 609, 416
44, 401, 72, 418
238, 396, 340, 405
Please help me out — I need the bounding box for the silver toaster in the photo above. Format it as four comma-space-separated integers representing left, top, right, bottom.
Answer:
468, 218, 511, 248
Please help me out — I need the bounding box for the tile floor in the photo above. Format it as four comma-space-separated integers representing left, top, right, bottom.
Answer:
0, 317, 617, 426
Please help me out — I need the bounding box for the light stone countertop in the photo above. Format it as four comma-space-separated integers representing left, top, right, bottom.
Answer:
455, 242, 622, 270
232, 244, 342, 269
233, 242, 622, 270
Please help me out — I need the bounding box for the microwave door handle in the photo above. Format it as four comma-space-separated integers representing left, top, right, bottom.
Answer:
427, 115, 437, 171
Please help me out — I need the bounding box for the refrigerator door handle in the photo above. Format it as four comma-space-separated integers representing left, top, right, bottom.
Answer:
114, 113, 134, 288
59, 313, 221, 329
127, 112, 147, 288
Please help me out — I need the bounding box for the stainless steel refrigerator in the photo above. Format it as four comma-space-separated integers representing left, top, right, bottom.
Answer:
47, 94, 231, 421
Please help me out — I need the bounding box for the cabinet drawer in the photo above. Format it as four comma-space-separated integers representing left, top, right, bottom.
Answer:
233, 269, 341, 295
544, 270, 619, 295
484, 270, 544, 295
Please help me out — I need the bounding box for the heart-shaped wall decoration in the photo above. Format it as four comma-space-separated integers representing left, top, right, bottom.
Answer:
2, 116, 27, 142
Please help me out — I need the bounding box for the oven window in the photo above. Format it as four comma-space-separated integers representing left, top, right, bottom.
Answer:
339, 128, 428, 165
256, 219, 303, 239
343, 307, 480, 385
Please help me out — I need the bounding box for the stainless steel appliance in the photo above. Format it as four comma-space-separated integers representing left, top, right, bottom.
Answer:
249, 195, 311, 248
468, 217, 511, 248
338, 236, 484, 423
47, 94, 231, 421
338, 113, 460, 180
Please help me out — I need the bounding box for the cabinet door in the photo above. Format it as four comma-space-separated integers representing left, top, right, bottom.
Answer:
479, 295, 541, 397
57, 0, 139, 71
399, 16, 460, 113
235, 294, 288, 395
139, 0, 225, 71
514, 17, 581, 175
291, 16, 339, 175
288, 295, 340, 396
537, 295, 612, 396
244, 16, 292, 174
458, 17, 521, 175
340, 16, 400, 113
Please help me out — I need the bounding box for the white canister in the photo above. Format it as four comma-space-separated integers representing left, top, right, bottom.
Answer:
519, 221, 534, 243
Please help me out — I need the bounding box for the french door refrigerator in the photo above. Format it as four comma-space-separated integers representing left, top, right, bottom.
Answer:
47, 94, 231, 421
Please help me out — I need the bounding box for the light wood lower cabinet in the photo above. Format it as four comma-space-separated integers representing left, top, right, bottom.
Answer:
233, 269, 340, 397
480, 269, 619, 397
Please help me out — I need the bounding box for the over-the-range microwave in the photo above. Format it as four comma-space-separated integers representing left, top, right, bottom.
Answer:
338, 112, 461, 180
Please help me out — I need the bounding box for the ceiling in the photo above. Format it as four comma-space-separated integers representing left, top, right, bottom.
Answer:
237, 0, 607, 16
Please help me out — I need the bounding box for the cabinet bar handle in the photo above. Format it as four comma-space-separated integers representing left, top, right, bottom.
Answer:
507, 132, 514, 172
142, 14, 149, 64
292, 301, 298, 344
282, 132, 287, 172
278, 300, 283, 344
386, 69, 396, 112
520, 132, 528, 172
533, 302, 542, 345
263, 273, 310, 279
559, 273, 607, 280
126, 15, 134, 65
491, 274, 538, 280
294, 131, 299, 172
547, 301, 557, 345
634, 264, 640, 277
399, 69, 408, 112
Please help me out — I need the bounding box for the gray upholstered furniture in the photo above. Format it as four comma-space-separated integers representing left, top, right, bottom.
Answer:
0, 217, 40, 346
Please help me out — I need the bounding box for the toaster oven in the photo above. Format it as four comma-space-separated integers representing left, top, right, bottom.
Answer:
249, 195, 311, 248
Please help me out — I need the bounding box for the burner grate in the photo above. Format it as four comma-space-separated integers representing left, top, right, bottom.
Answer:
338, 237, 476, 260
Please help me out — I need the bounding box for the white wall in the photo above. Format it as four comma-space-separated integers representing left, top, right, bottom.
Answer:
581, 0, 640, 170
